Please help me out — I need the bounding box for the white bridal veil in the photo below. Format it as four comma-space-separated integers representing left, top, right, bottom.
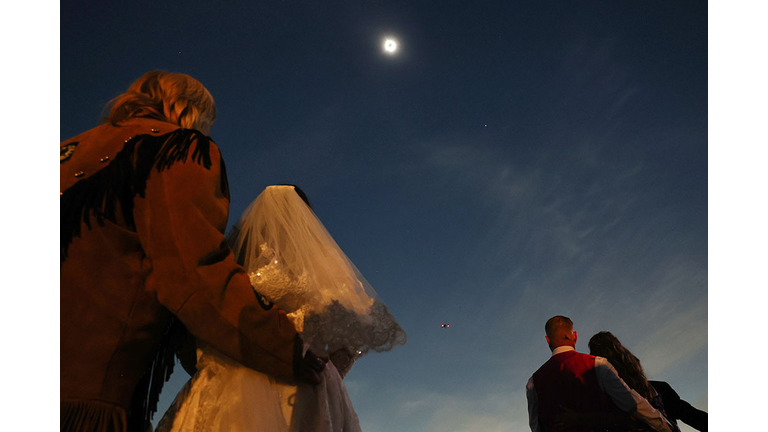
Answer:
227, 185, 406, 358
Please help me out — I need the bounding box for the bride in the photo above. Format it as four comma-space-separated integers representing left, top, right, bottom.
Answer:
157, 185, 406, 431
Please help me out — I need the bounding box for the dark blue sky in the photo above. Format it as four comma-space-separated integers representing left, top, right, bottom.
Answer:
61, 1, 707, 430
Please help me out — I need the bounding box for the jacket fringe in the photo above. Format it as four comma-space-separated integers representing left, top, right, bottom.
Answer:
61, 129, 228, 263
127, 317, 189, 432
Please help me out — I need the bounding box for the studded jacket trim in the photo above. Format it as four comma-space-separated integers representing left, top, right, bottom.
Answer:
60, 128, 230, 263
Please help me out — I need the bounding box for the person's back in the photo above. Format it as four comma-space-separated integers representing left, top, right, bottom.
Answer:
588, 332, 684, 432
61, 118, 195, 430
60, 71, 321, 432
531, 348, 615, 432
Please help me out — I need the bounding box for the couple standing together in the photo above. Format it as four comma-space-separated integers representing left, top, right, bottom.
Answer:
527, 316, 707, 432
60, 71, 406, 432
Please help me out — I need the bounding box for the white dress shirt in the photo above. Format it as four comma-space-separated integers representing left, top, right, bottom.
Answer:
526, 346, 672, 432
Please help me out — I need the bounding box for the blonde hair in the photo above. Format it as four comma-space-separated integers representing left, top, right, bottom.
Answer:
104, 70, 216, 132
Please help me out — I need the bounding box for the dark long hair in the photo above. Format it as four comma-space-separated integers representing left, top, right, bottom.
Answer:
588, 331, 655, 400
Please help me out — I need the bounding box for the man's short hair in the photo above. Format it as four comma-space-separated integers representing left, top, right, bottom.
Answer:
545, 315, 573, 340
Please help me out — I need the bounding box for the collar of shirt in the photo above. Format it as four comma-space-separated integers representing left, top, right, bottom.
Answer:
551, 346, 576, 356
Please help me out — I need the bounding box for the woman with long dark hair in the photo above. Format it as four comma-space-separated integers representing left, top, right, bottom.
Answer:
588, 332, 680, 432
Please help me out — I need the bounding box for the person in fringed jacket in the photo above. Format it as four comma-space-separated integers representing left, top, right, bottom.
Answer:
60, 71, 327, 432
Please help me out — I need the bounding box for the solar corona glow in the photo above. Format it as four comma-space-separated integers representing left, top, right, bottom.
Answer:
383, 38, 398, 54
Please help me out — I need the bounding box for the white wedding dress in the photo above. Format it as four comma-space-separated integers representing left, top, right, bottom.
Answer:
156, 344, 359, 432
156, 186, 405, 432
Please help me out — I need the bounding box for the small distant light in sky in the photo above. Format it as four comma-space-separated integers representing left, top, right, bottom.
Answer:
441, 324, 450, 328
383, 38, 398, 54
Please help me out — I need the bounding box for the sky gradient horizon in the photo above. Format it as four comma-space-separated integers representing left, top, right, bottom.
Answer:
60, 1, 708, 431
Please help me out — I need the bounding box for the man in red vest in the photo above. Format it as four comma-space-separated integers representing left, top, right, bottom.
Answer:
526, 316, 673, 432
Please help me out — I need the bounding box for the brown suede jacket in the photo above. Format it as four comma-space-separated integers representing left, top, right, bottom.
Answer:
60, 118, 298, 431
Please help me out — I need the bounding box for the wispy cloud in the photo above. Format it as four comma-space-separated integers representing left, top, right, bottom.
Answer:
634, 294, 708, 377
345, 37, 706, 432
418, 131, 645, 270
396, 120, 707, 431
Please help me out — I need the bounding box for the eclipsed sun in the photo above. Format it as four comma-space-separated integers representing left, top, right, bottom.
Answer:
383, 38, 398, 54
